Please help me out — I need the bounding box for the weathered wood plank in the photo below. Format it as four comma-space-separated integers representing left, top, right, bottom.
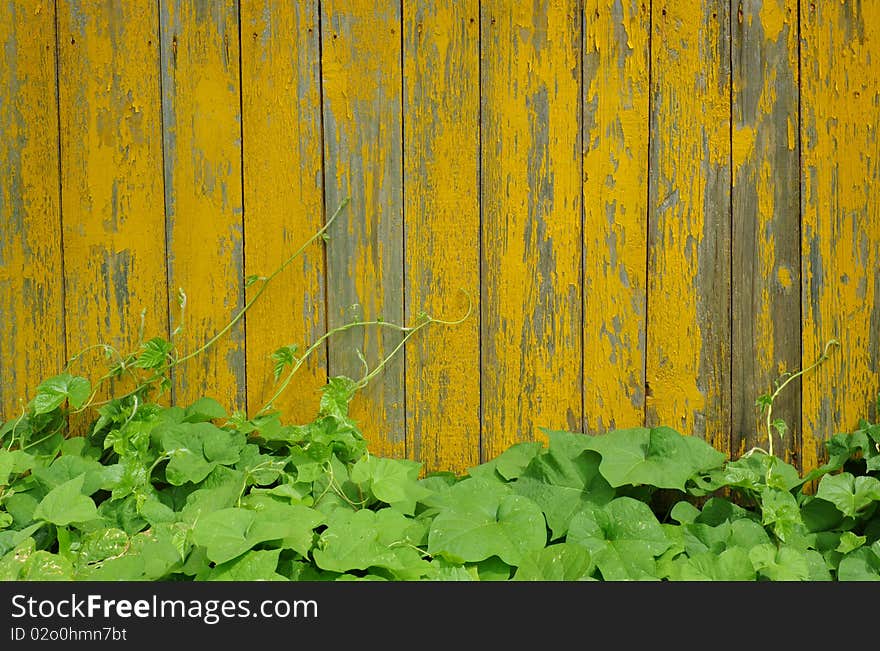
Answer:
800, 0, 880, 472
321, 1, 405, 459
57, 0, 168, 418
481, 0, 583, 462
0, 1, 64, 418
646, 0, 731, 454
731, 0, 801, 464
160, 0, 245, 410
582, 0, 650, 434
403, 0, 481, 475
240, 0, 326, 424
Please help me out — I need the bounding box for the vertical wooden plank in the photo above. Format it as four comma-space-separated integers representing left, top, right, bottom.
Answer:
160, 0, 245, 410
647, 1, 731, 453
731, 0, 801, 463
481, 1, 583, 462
57, 0, 168, 411
800, 1, 880, 472
240, 1, 326, 423
0, 0, 64, 417
582, 0, 650, 433
403, 1, 481, 475
321, 2, 405, 459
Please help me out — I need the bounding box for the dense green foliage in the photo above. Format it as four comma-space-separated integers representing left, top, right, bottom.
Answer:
3, 205, 877, 581
2, 372, 880, 581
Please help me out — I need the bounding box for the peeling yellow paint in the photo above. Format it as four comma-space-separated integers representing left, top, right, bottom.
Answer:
647, 1, 729, 452
583, 0, 650, 433
482, 0, 582, 460
777, 265, 793, 290
1, 1, 878, 476
760, 0, 786, 43
0, 2, 63, 416
732, 124, 756, 170
240, 1, 326, 425
801, 0, 880, 473
404, 0, 480, 474
163, 0, 244, 410
57, 1, 168, 426
322, 1, 405, 460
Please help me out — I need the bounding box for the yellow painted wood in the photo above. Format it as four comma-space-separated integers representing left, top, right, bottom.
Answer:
647, 0, 731, 454
240, 0, 326, 424
57, 0, 168, 423
481, 0, 583, 462
403, 0, 481, 475
160, 0, 245, 411
0, 1, 64, 418
731, 0, 801, 463
800, 0, 880, 473
582, 0, 650, 433
321, 1, 405, 460
3, 2, 880, 474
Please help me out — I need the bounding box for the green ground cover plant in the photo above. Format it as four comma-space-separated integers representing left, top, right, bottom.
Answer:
2, 203, 879, 581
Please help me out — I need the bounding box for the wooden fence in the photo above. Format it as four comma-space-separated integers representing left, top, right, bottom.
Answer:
1, 0, 878, 476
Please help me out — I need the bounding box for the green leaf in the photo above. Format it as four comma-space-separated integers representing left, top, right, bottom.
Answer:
192, 503, 323, 564
513, 431, 615, 540
33, 474, 98, 526
749, 544, 811, 581
660, 548, 755, 581
205, 549, 286, 581
33, 455, 121, 496
184, 397, 227, 422
512, 543, 595, 581
0, 536, 36, 580
837, 531, 867, 554
31, 373, 92, 414
816, 472, 880, 518
467, 441, 545, 483
350, 456, 433, 515
319, 376, 359, 418
19, 550, 75, 580
161, 422, 247, 486
580, 426, 727, 491
75, 528, 130, 565
468, 556, 510, 581
135, 337, 175, 369
313, 508, 430, 579
271, 345, 300, 382
0, 449, 35, 486
567, 497, 671, 581
693, 450, 802, 495
837, 546, 880, 581
427, 479, 547, 566
760, 487, 804, 543
77, 555, 145, 581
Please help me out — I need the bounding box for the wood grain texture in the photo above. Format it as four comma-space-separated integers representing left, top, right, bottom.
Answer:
160, 0, 245, 411
481, 0, 583, 462
1, 3, 879, 477
403, 0, 481, 475
800, 0, 880, 471
57, 0, 168, 425
240, 0, 326, 424
582, 0, 650, 434
0, 0, 64, 417
646, 0, 731, 454
731, 0, 801, 464
321, 0, 405, 459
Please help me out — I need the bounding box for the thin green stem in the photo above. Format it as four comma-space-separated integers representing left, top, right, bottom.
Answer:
78, 199, 350, 413
258, 288, 473, 415
174, 198, 350, 368
765, 338, 839, 457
